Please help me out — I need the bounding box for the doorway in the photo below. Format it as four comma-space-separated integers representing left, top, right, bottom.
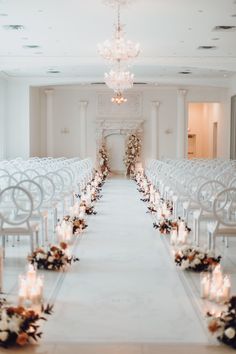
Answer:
105, 134, 125, 174
187, 103, 220, 159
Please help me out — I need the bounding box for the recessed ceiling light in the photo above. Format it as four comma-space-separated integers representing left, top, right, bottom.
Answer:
3, 24, 24, 30
34, 51, 43, 55
198, 10, 203, 13
198, 45, 217, 50
23, 44, 40, 49
213, 25, 236, 31
179, 71, 192, 74
0, 13, 8, 17
212, 37, 220, 40
188, 27, 192, 30
47, 70, 60, 74
21, 37, 28, 40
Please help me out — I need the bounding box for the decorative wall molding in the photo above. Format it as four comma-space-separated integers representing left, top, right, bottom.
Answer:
96, 119, 144, 141
97, 92, 142, 117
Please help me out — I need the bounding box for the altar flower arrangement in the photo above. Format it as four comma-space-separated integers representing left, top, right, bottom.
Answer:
98, 145, 109, 178
0, 301, 53, 348
207, 296, 236, 349
174, 245, 221, 272
124, 134, 141, 178
28, 242, 79, 271
63, 215, 88, 233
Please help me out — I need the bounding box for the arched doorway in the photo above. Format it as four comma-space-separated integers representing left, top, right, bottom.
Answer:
105, 134, 125, 174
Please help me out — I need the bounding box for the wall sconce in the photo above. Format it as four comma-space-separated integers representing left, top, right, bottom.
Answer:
61, 127, 70, 134
165, 129, 173, 135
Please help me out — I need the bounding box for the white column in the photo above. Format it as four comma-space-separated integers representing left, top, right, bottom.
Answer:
79, 101, 88, 159
177, 89, 188, 159
45, 89, 54, 157
151, 101, 160, 159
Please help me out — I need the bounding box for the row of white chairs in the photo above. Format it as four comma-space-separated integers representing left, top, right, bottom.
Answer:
0, 157, 94, 256
146, 158, 236, 250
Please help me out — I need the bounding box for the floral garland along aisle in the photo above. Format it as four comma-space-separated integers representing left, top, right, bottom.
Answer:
124, 134, 141, 178
98, 144, 109, 179
134, 170, 236, 350
0, 170, 106, 348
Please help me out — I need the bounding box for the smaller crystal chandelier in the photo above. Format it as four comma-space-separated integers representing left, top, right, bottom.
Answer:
111, 92, 127, 104
105, 67, 134, 92
98, 3, 140, 63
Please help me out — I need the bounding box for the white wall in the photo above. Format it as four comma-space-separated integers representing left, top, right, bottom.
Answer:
0, 76, 7, 159
28, 84, 230, 164
5, 80, 30, 159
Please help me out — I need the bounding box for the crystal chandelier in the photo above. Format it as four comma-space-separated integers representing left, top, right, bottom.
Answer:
111, 92, 127, 104
98, 3, 140, 63
105, 68, 134, 92
98, 0, 140, 104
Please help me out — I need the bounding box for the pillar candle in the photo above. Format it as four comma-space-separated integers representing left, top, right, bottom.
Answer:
200, 273, 210, 299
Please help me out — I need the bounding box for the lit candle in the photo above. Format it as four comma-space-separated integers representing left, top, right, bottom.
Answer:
200, 273, 210, 299
171, 229, 178, 245
209, 283, 217, 301
222, 275, 231, 303
212, 264, 223, 289
37, 275, 44, 302
65, 223, 73, 241
18, 287, 27, 306
162, 202, 168, 217
178, 221, 185, 243
27, 264, 36, 286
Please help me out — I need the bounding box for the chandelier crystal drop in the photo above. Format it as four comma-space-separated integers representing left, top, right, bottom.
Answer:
103, 0, 135, 7
111, 92, 128, 104
105, 68, 134, 92
98, 3, 140, 63
98, 27, 140, 63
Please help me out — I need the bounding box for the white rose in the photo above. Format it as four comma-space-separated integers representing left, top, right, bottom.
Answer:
8, 318, 20, 333
193, 258, 201, 265
180, 260, 189, 269
0, 331, 8, 342
0, 320, 8, 331
47, 256, 54, 263
224, 327, 236, 339
48, 264, 53, 269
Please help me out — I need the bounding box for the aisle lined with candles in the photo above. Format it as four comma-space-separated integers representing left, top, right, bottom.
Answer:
41, 177, 209, 345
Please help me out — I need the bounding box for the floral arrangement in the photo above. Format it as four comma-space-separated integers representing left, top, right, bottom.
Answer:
153, 217, 191, 239
85, 205, 97, 215
0, 300, 53, 348
174, 245, 221, 272
28, 242, 79, 271
98, 145, 109, 178
124, 134, 141, 178
63, 215, 88, 233
207, 296, 236, 349
153, 219, 175, 234
147, 203, 157, 213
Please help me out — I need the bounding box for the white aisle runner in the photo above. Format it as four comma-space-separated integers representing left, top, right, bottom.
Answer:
43, 177, 209, 343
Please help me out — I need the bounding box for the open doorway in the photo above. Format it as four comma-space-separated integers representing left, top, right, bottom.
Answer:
187, 103, 220, 159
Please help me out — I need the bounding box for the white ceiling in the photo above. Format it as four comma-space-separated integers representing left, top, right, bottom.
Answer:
0, 0, 236, 84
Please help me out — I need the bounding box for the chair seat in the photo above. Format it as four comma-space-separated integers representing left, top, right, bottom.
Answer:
0, 223, 39, 235
216, 226, 236, 236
